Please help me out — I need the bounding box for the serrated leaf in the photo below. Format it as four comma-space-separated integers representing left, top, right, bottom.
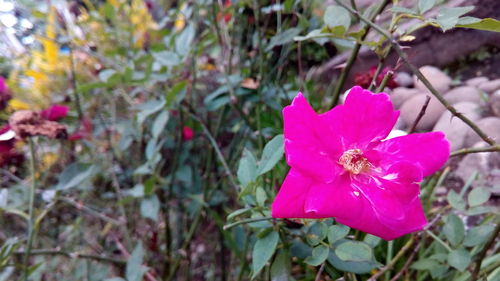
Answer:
468, 187, 491, 207
334, 241, 372, 262
324, 6, 350, 30
447, 190, 466, 211
443, 214, 465, 247
448, 248, 471, 272
176, 24, 195, 56
270, 249, 290, 281
257, 135, 284, 175
237, 149, 258, 187
304, 245, 329, 266
252, 231, 279, 279
327, 224, 350, 244
457, 18, 500, 32
463, 224, 495, 247
411, 259, 441, 270
418, 0, 436, 14
436, 6, 474, 31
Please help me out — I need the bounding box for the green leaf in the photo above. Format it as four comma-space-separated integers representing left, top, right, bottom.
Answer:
153, 51, 180, 67
307, 222, 328, 246
237, 149, 258, 186
226, 207, 252, 221
270, 249, 290, 281
176, 24, 195, 56
266, 28, 302, 51
136, 99, 166, 125
98, 69, 117, 82
324, 6, 351, 30
447, 190, 466, 211
457, 18, 500, 32
411, 259, 442, 270
252, 231, 279, 279
56, 163, 96, 190
255, 187, 268, 206
334, 240, 372, 262
418, 0, 436, 14
126, 242, 148, 281
304, 245, 330, 266
443, 214, 465, 247
468, 187, 491, 207
436, 6, 474, 31
140, 195, 160, 221
463, 224, 495, 247
152, 110, 169, 139
466, 206, 496, 216
257, 135, 284, 175
448, 248, 471, 272
294, 29, 328, 41
363, 234, 381, 248
327, 224, 350, 244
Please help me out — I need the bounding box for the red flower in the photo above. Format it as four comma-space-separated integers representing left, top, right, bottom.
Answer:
40, 104, 69, 121
182, 126, 194, 141
354, 67, 399, 90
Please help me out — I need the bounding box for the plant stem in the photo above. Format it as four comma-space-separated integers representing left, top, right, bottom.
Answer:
368, 236, 415, 281
335, 0, 496, 146
16, 249, 126, 265
450, 145, 500, 157
23, 138, 37, 281
425, 230, 452, 252
328, 0, 391, 108
223, 216, 274, 230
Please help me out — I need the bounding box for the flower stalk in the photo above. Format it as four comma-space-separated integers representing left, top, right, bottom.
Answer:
23, 138, 37, 281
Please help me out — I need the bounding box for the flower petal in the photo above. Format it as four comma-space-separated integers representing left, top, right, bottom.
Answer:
321, 86, 399, 148
283, 93, 341, 183
272, 169, 313, 218
304, 174, 364, 220
375, 132, 450, 177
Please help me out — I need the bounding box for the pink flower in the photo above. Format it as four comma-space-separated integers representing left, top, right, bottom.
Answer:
40, 104, 69, 121
272, 86, 450, 240
183, 126, 194, 141
68, 118, 93, 141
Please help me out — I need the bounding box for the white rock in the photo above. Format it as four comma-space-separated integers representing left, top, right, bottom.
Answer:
443, 86, 482, 104
390, 87, 422, 109
433, 102, 481, 151
465, 76, 488, 87
478, 79, 500, 93
400, 94, 446, 131
464, 117, 500, 146
413, 66, 452, 94
394, 72, 413, 87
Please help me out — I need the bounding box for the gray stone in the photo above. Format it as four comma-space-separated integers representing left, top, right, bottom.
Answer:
489, 90, 500, 117
464, 117, 500, 146
478, 79, 500, 93
400, 94, 446, 131
455, 142, 500, 187
413, 66, 452, 94
390, 87, 422, 109
466, 76, 489, 87
443, 86, 482, 104
433, 102, 481, 151
394, 72, 413, 87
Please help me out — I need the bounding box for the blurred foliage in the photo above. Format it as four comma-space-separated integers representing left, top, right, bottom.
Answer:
0, 0, 498, 280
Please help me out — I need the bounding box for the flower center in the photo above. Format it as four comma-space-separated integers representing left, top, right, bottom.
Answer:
338, 149, 371, 175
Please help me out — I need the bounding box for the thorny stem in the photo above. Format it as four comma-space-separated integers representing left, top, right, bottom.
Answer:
16, 249, 126, 265
335, 0, 496, 146
408, 96, 431, 134
450, 145, 500, 157
470, 219, 500, 281
329, 0, 391, 108
23, 138, 37, 281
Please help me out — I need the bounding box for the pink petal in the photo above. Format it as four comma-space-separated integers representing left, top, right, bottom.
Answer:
337, 196, 427, 240
304, 174, 364, 220
283, 93, 341, 183
41, 104, 69, 121
321, 86, 399, 149
375, 132, 450, 177
272, 169, 314, 218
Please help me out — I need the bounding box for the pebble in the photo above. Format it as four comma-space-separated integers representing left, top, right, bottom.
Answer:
413, 66, 452, 94
464, 117, 500, 146
489, 90, 500, 117
443, 86, 482, 104
433, 102, 481, 151
465, 76, 488, 87
455, 141, 500, 187
400, 94, 446, 131
477, 79, 500, 93
394, 72, 413, 87
390, 87, 422, 109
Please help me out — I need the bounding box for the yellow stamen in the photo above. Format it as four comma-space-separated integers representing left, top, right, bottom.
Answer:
338, 149, 371, 175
